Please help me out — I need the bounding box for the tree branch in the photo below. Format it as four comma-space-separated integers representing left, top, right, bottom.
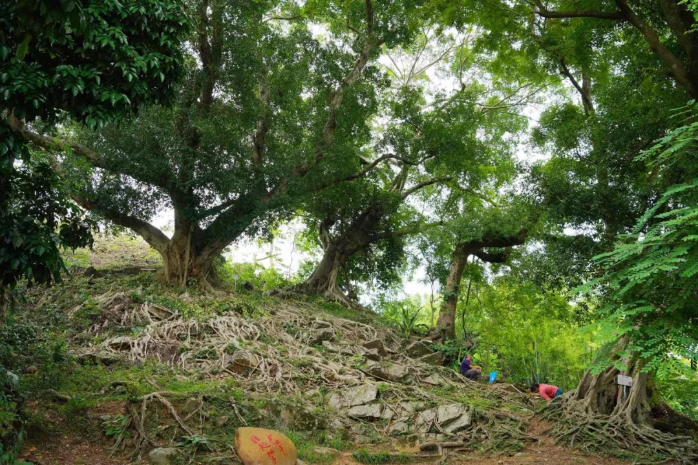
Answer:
197, 0, 224, 113
373, 221, 442, 241
400, 176, 452, 199
534, 0, 624, 19
252, 72, 270, 167
306, 153, 396, 192
473, 249, 511, 263
558, 59, 594, 115
44, 154, 171, 254
468, 229, 528, 250
7, 115, 104, 168
293, 0, 377, 179
613, 0, 694, 96
8, 115, 184, 196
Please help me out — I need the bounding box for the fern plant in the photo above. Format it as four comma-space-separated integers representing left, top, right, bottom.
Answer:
584, 102, 698, 376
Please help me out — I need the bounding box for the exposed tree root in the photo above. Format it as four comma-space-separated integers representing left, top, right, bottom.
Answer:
541, 397, 698, 464
274, 280, 367, 311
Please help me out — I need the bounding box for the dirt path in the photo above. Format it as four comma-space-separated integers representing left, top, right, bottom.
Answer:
21, 417, 636, 465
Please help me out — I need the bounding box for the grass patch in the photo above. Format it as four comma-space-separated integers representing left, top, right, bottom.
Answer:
284, 430, 336, 464
352, 449, 410, 464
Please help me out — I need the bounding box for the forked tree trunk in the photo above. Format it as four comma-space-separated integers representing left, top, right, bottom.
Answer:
295, 238, 361, 307
294, 209, 386, 306
436, 230, 527, 341
155, 215, 224, 289
302, 241, 351, 303
161, 242, 218, 289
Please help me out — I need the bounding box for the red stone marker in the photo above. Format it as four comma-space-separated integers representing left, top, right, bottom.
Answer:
235, 427, 298, 465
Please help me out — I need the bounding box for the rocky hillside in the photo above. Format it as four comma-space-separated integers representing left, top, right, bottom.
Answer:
3, 261, 546, 465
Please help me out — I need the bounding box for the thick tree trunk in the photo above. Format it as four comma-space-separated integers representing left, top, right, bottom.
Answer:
157, 213, 223, 289
436, 243, 471, 340
295, 238, 359, 307
294, 208, 386, 306
563, 338, 654, 427
0, 286, 8, 324
436, 230, 527, 341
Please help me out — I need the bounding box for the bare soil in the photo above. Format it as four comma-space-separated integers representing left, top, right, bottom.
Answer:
21, 415, 638, 465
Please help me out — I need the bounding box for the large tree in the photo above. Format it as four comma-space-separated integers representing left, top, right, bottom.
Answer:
1, 0, 190, 314
11, 0, 428, 287
545, 107, 698, 460
294, 31, 538, 306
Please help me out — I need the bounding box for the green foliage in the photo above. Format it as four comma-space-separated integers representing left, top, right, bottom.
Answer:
101, 414, 131, 439
0, 0, 189, 310
176, 434, 212, 451
582, 104, 698, 375
380, 296, 429, 336
0, 430, 30, 465
0, 0, 190, 125
0, 138, 93, 301
0, 392, 19, 439
457, 277, 591, 389
221, 260, 296, 292
658, 374, 698, 421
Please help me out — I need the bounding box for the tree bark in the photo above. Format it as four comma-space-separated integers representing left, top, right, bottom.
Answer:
436, 230, 527, 340
299, 240, 355, 304
436, 242, 471, 340
0, 286, 8, 325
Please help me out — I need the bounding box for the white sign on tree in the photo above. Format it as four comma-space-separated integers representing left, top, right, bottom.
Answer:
617, 375, 633, 387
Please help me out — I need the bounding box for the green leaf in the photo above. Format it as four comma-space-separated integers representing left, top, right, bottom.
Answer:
16, 34, 32, 61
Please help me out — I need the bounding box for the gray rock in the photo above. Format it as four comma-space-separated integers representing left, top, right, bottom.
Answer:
389, 420, 410, 435
227, 350, 260, 374
182, 398, 199, 415
309, 328, 334, 345
365, 362, 411, 383
346, 403, 384, 419
148, 447, 179, 465
415, 404, 471, 434
405, 341, 433, 358
329, 384, 379, 409
363, 349, 382, 361
363, 339, 388, 357
399, 401, 427, 413
214, 415, 229, 427
419, 352, 443, 366
322, 340, 354, 355
422, 374, 448, 386
3, 371, 18, 390
268, 399, 327, 431
437, 404, 471, 433
443, 415, 471, 434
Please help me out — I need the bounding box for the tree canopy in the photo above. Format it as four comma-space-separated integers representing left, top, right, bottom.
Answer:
1, 0, 190, 314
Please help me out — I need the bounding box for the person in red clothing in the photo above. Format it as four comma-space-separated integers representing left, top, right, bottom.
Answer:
530, 383, 563, 401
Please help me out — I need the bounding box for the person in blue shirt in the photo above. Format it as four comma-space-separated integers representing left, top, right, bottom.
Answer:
459, 355, 482, 380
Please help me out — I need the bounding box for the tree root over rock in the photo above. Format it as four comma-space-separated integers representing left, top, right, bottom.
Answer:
541, 397, 698, 464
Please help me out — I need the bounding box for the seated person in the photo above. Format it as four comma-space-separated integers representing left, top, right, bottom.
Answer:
530, 383, 563, 401
459, 355, 482, 380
